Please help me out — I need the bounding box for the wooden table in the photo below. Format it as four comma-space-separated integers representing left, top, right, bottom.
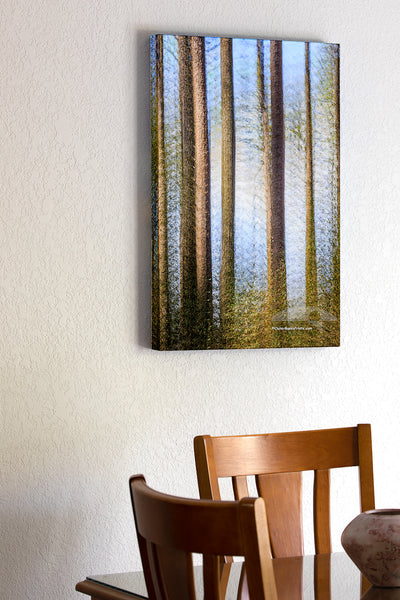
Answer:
76, 553, 400, 599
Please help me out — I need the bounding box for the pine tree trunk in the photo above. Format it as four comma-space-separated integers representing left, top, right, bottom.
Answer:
332, 45, 340, 319
155, 35, 170, 350
178, 35, 197, 349
269, 40, 287, 319
305, 42, 317, 309
257, 41, 272, 208
257, 40, 273, 338
151, 37, 160, 349
191, 36, 212, 346
220, 37, 235, 344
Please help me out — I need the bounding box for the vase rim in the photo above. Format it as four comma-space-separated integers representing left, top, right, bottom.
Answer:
364, 508, 400, 516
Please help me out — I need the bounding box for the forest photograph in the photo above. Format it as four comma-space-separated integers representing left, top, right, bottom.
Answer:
151, 34, 340, 351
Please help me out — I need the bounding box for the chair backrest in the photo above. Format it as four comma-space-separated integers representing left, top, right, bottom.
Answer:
194, 424, 375, 558
129, 475, 277, 600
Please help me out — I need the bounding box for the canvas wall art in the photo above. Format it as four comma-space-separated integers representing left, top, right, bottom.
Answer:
150, 34, 340, 351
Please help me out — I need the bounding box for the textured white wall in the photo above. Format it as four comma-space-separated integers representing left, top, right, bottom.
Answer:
1, 0, 400, 598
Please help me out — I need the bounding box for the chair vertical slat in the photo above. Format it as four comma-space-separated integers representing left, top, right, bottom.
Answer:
233, 475, 249, 499
236, 564, 249, 600
361, 574, 370, 596
147, 541, 168, 600
134, 535, 158, 600
195, 435, 233, 588
256, 472, 303, 558
194, 435, 221, 500
219, 561, 232, 595
313, 469, 331, 554
314, 554, 331, 600
203, 555, 222, 600
239, 497, 278, 600
273, 556, 303, 600
358, 424, 375, 512
155, 545, 195, 600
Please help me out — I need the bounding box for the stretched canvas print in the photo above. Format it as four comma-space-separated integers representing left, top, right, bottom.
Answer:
151, 34, 340, 350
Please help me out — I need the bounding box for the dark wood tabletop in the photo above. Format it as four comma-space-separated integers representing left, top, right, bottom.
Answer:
76, 552, 400, 599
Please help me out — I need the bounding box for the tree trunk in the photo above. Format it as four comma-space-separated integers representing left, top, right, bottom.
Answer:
151, 37, 160, 349
220, 37, 235, 343
155, 35, 170, 350
305, 42, 317, 309
257, 41, 272, 206
178, 35, 197, 349
257, 40, 273, 338
269, 40, 287, 319
191, 36, 212, 346
332, 44, 340, 319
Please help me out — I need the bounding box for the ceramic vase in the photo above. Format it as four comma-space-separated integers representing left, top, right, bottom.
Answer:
342, 509, 400, 587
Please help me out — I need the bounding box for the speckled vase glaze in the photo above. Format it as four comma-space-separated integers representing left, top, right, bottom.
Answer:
341, 510, 400, 587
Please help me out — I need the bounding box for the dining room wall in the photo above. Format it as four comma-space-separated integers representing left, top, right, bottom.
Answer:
2, 0, 400, 598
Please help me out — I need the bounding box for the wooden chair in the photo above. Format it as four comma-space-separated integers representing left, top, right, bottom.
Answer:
129, 474, 278, 600
194, 424, 375, 558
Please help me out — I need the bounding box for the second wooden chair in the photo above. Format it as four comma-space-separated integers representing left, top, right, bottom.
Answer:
129, 474, 278, 600
194, 424, 375, 558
